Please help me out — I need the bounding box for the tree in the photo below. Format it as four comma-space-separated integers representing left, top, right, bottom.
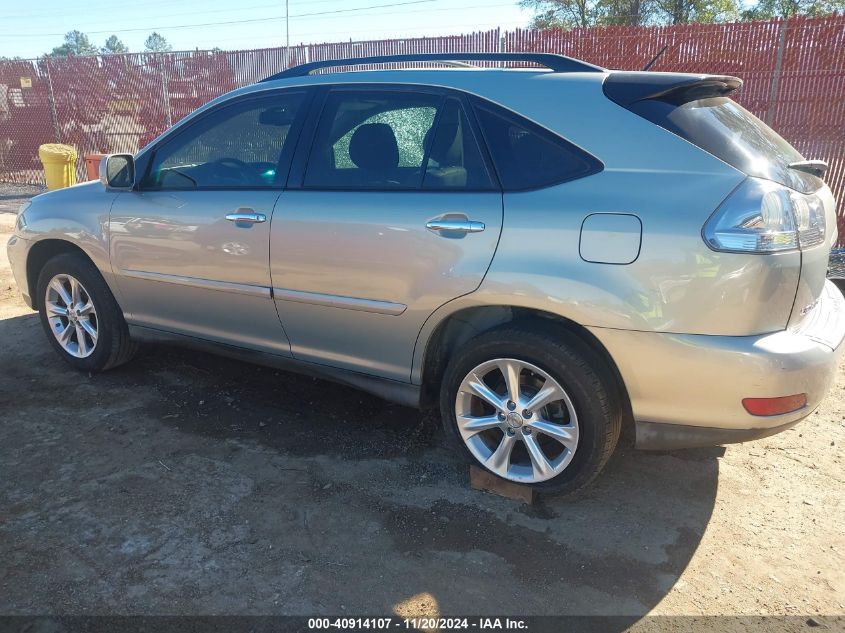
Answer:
654, 0, 739, 23
101, 35, 128, 54
50, 30, 98, 56
522, 0, 599, 27
521, 0, 656, 27
144, 32, 173, 53
741, 0, 845, 19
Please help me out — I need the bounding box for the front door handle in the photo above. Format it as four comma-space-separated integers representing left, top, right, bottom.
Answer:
225, 209, 266, 224
426, 219, 486, 234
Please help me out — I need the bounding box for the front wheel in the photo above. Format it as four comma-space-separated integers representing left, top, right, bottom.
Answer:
440, 325, 622, 496
36, 252, 137, 373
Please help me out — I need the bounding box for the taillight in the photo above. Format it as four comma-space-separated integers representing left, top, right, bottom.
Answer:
703, 177, 825, 253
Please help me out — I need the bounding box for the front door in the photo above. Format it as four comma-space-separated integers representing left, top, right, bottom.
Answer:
270, 88, 503, 380
110, 90, 308, 353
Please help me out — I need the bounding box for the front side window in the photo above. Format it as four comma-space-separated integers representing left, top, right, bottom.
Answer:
304, 90, 494, 191
472, 98, 602, 191
143, 92, 305, 189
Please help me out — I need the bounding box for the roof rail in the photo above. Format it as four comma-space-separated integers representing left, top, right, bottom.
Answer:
260, 52, 605, 82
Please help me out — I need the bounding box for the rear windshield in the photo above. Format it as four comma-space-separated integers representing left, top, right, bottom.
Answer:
628, 96, 823, 193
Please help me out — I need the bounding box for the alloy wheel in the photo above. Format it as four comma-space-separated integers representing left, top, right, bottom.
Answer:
455, 358, 579, 484
44, 274, 99, 359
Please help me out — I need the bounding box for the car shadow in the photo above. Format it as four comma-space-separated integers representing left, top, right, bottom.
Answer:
0, 313, 720, 620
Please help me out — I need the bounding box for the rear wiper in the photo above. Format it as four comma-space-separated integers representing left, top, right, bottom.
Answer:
788, 160, 828, 178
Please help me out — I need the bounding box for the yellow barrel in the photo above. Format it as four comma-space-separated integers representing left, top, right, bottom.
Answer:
38, 143, 78, 190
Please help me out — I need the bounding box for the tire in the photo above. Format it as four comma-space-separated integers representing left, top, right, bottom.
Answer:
36, 252, 137, 373
439, 323, 622, 497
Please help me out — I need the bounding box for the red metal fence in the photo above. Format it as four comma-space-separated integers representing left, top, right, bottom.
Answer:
1, 16, 843, 234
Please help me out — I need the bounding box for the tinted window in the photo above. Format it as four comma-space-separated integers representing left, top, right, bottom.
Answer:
143, 92, 305, 189
304, 90, 493, 191
423, 98, 493, 190
628, 96, 822, 193
473, 99, 602, 191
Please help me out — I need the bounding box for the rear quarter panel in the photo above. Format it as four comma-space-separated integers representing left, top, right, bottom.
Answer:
407, 72, 803, 382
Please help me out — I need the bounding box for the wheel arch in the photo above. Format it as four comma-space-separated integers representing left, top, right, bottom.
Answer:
26, 239, 98, 310
417, 305, 632, 423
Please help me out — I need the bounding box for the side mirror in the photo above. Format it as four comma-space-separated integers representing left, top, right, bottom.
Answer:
99, 154, 135, 190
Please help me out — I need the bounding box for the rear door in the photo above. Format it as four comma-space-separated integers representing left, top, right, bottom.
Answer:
270, 86, 503, 381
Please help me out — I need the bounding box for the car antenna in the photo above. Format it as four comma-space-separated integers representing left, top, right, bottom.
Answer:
642, 45, 669, 71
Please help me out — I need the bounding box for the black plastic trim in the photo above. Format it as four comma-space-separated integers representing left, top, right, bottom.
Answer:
635, 418, 802, 450
127, 324, 422, 408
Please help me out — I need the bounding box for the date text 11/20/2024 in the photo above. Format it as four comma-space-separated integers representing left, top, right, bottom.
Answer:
307, 617, 528, 629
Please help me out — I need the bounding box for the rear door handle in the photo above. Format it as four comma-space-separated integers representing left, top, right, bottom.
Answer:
425, 219, 486, 234
225, 209, 266, 224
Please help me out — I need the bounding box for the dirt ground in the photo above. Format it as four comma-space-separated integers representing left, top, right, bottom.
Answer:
0, 199, 843, 620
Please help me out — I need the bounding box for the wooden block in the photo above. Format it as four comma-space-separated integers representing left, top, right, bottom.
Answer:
469, 465, 535, 504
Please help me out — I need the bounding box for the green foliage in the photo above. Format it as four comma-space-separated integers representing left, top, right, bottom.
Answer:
102, 35, 128, 54
654, 0, 739, 23
49, 30, 98, 57
741, 0, 845, 18
521, 0, 658, 26
144, 32, 173, 53
523, 0, 840, 25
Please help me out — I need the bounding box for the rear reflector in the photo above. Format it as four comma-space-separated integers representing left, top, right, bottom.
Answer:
742, 394, 807, 417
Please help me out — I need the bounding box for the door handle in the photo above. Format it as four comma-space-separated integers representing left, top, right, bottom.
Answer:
426, 219, 485, 234
225, 210, 266, 224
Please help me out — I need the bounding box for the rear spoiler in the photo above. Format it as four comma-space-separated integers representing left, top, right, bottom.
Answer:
603, 72, 743, 107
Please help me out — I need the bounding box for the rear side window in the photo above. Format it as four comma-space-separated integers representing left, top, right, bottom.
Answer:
627, 96, 822, 193
472, 99, 602, 191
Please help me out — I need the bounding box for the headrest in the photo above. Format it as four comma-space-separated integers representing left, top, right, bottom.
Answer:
349, 123, 399, 171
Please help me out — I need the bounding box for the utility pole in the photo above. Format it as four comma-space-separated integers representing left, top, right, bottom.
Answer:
285, 0, 290, 67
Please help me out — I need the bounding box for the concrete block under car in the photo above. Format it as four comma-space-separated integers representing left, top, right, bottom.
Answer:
470, 465, 535, 504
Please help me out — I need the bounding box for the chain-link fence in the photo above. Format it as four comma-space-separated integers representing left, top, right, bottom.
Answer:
1, 16, 843, 235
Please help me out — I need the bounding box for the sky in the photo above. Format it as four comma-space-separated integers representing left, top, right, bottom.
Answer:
0, 0, 535, 59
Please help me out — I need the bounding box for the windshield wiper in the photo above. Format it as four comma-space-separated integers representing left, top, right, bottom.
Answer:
788, 160, 828, 178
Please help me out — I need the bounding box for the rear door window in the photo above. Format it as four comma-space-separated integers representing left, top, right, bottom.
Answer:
303, 89, 494, 191
305, 91, 439, 189
472, 98, 602, 191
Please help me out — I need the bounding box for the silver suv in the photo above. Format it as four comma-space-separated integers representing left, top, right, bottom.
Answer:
8, 53, 844, 495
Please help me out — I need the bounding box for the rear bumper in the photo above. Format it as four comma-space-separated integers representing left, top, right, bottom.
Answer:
588, 280, 845, 449
6, 234, 34, 309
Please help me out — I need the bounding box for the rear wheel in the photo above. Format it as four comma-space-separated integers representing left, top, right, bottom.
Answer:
36, 252, 137, 372
440, 325, 622, 496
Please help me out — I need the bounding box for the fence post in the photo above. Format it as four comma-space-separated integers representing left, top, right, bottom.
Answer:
44, 57, 61, 143
765, 19, 788, 125
159, 55, 173, 129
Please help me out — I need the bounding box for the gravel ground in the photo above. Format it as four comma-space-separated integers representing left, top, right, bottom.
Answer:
0, 206, 843, 620
0, 183, 45, 215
